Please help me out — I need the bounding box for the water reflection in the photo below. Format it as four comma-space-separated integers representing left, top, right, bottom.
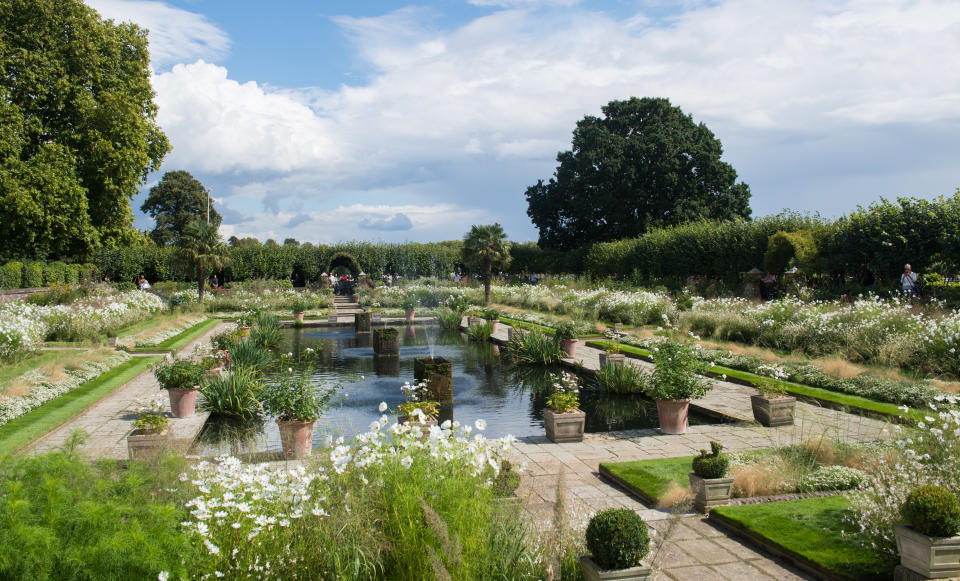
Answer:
193, 326, 718, 455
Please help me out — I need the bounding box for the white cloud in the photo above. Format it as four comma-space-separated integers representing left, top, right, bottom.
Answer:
85, 0, 229, 70
468, 0, 580, 7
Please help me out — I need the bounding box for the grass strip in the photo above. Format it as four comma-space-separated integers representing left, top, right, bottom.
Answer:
499, 316, 557, 335
710, 496, 896, 581
129, 318, 220, 352
0, 356, 163, 456
587, 339, 920, 422
0, 350, 67, 387
599, 456, 694, 506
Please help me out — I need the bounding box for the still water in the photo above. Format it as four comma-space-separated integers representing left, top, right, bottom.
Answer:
194, 325, 716, 456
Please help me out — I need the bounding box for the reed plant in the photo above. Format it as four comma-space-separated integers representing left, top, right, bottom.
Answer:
467, 322, 493, 342
200, 366, 264, 418
437, 308, 464, 331
228, 339, 274, 374
593, 361, 648, 394
501, 329, 563, 365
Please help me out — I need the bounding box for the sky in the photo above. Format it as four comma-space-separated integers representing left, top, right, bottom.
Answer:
86, 0, 960, 245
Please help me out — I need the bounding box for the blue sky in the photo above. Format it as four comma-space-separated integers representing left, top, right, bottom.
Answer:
87, 0, 960, 244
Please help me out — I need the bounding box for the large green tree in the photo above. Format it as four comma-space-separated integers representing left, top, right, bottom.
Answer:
175, 220, 230, 303
141, 171, 221, 246
462, 224, 511, 306
0, 0, 170, 260
525, 97, 751, 250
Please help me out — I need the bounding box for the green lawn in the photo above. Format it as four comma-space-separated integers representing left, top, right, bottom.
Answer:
0, 356, 163, 456
599, 456, 694, 506
0, 350, 67, 387
710, 496, 896, 581
129, 318, 219, 352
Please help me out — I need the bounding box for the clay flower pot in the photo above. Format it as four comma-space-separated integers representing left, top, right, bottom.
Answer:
167, 386, 199, 418
294, 311, 305, 322
237, 326, 251, 338
276, 419, 316, 459
656, 398, 690, 434
560, 338, 577, 357
405, 309, 416, 321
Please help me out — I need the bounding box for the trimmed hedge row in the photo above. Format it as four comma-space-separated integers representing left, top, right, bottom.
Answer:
0, 261, 97, 289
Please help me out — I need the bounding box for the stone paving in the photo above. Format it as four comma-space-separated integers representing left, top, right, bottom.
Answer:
28, 321, 230, 459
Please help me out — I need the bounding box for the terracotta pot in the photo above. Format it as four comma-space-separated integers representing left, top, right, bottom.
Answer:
127, 427, 170, 462
276, 419, 316, 459
688, 473, 734, 513
167, 386, 199, 418
750, 394, 796, 427
294, 311, 304, 322
560, 338, 577, 357
543, 408, 585, 443
580, 555, 651, 581
405, 309, 415, 321
895, 524, 960, 578
237, 325, 251, 338
655, 398, 690, 434
490, 320, 499, 333
599, 352, 626, 366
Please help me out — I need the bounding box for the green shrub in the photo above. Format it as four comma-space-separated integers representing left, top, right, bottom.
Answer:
467, 322, 493, 342
902, 485, 960, 537
64, 263, 82, 285
554, 321, 577, 340
645, 340, 711, 401
152, 358, 205, 390
401, 293, 419, 310
501, 329, 563, 365
0, 261, 22, 289
585, 508, 650, 570
764, 231, 818, 274
22, 262, 43, 287
692, 441, 729, 479
594, 360, 648, 394
43, 261, 68, 285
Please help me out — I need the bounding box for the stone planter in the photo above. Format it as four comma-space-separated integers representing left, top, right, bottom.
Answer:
328, 313, 339, 323
599, 352, 626, 366
750, 394, 797, 427
560, 338, 577, 357
656, 398, 690, 434
167, 386, 199, 418
294, 311, 305, 322
373, 327, 400, 356
611, 322, 624, 333
415, 356, 453, 402
237, 325, 251, 338
688, 473, 735, 513
580, 555, 651, 581
468, 316, 485, 327
544, 408, 585, 443
895, 524, 960, 578
405, 309, 415, 322
398, 413, 439, 430
355, 311, 372, 334
127, 427, 170, 461
373, 354, 401, 376
276, 419, 316, 460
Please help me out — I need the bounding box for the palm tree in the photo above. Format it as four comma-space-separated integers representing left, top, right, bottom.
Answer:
462, 223, 511, 306
176, 219, 230, 303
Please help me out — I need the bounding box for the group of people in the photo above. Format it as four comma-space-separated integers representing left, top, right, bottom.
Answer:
329, 273, 355, 296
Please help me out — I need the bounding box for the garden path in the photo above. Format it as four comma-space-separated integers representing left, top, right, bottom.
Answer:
26, 322, 231, 460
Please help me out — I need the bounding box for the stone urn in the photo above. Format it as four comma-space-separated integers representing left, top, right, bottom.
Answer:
543, 408, 585, 443
127, 427, 170, 461
895, 525, 960, 579
688, 473, 735, 513
167, 386, 199, 418
294, 311, 305, 322
599, 352, 626, 366
750, 394, 796, 427
276, 419, 316, 459
560, 338, 577, 358
405, 309, 415, 322
656, 398, 690, 435
580, 556, 651, 581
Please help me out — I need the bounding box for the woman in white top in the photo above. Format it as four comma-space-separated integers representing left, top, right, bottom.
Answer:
900, 264, 917, 296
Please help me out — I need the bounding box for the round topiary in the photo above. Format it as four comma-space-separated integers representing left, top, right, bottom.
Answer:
902, 485, 960, 537
692, 441, 729, 479
585, 508, 650, 570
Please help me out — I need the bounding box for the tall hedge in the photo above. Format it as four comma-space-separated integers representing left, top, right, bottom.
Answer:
43, 261, 68, 285
764, 231, 818, 274
22, 262, 43, 287
0, 262, 22, 289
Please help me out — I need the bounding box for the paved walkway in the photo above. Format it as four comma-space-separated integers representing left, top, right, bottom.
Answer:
28, 321, 230, 459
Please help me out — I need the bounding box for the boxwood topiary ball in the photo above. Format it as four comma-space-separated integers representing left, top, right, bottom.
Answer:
585, 508, 650, 570
902, 485, 960, 537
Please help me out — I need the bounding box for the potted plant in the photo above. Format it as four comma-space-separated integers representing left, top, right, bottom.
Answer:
290, 297, 309, 323
401, 294, 419, 322
895, 485, 960, 578
397, 380, 440, 429
153, 358, 205, 418
262, 370, 338, 459
236, 311, 254, 337
554, 321, 578, 358
127, 399, 170, 461
484, 308, 501, 333
643, 340, 711, 434
750, 378, 796, 427
543, 372, 585, 443
689, 441, 734, 512
581, 508, 652, 581
599, 339, 625, 366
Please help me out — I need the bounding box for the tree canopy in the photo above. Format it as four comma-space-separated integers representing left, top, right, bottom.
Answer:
462, 223, 511, 305
141, 171, 221, 246
0, 0, 169, 260
175, 220, 230, 303
525, 97, 751, 250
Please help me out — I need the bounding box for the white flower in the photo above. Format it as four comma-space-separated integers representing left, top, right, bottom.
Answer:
475, 419, 486, 431
378, 401, 388, 413
159, 573, 169, 581
401, 456, 413, 469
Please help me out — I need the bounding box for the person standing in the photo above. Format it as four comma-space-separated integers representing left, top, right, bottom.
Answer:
900, 264, 918, 297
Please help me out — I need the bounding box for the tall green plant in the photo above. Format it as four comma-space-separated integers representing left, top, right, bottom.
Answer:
200, 367, 264, 418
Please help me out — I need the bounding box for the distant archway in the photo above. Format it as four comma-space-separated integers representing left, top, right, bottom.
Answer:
327, 252, 361, 277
